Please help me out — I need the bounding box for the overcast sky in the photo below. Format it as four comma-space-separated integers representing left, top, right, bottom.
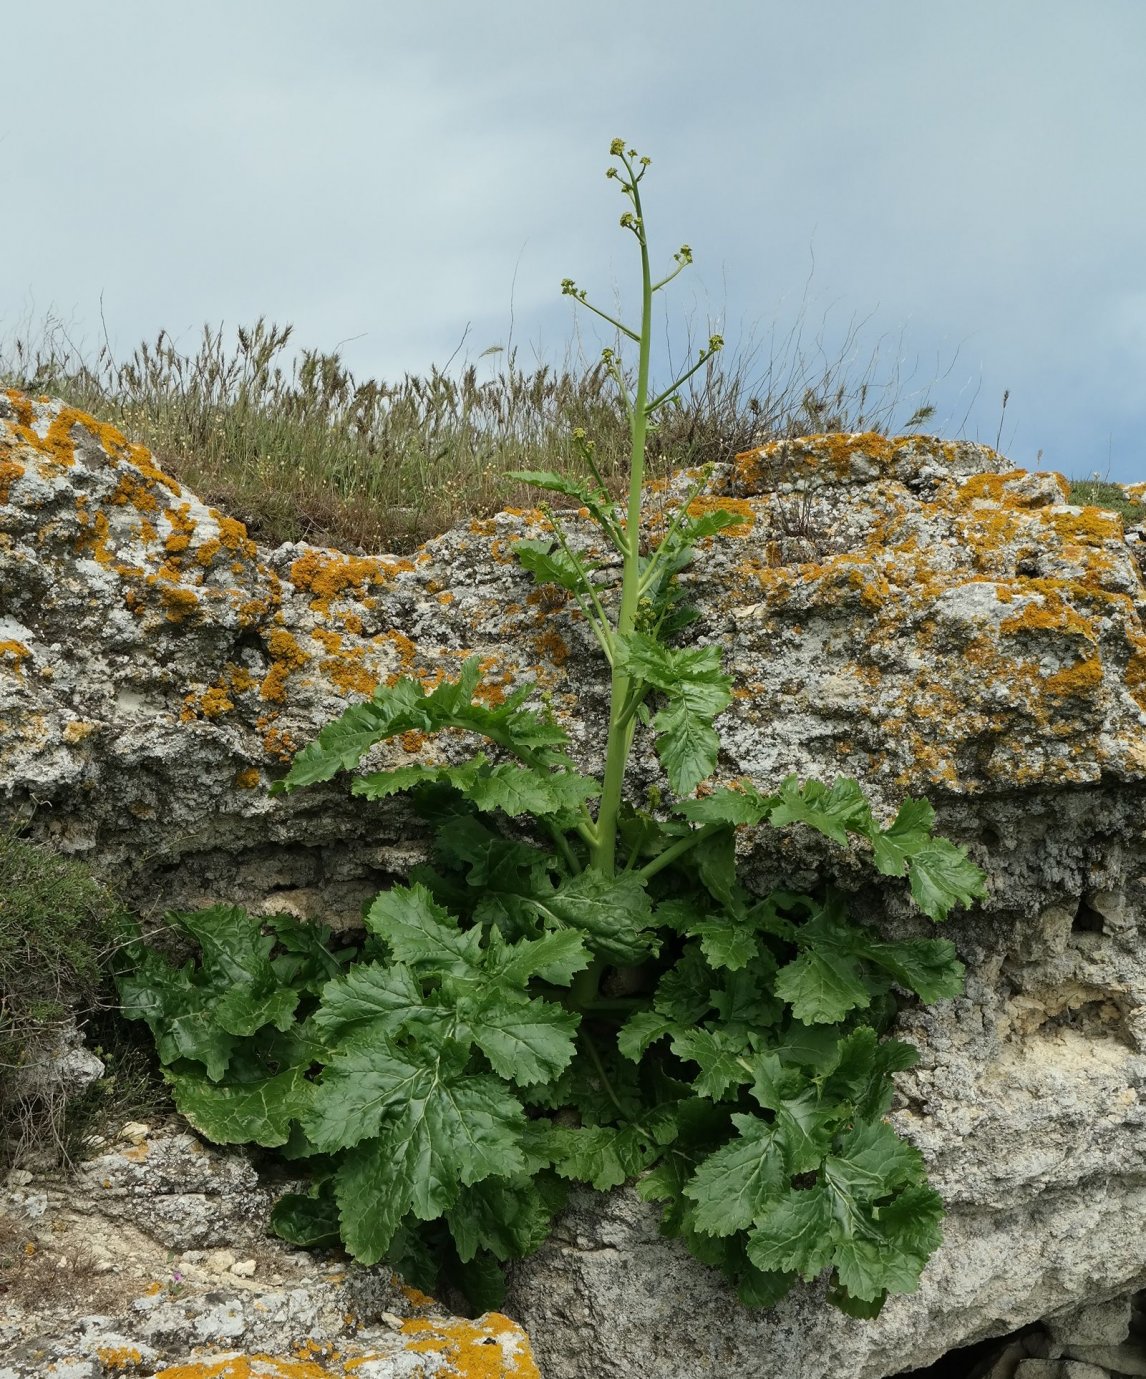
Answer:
3, 1, 1144, 482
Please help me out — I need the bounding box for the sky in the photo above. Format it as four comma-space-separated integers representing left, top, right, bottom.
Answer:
3, 0, 1144, 482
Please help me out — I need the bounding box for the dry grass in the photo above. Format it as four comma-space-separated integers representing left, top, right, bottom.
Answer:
1, 313, 939, 553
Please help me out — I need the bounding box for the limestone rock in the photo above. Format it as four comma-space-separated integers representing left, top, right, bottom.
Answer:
5, 392, 1146, 1377
0, 1126, 541, 1378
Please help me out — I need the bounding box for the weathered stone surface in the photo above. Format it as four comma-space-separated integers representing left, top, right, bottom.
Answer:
0, 1125, 541, 1378
5, 392, 1146, 1377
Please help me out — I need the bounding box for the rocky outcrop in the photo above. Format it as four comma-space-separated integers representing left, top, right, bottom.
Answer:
4, 390, 1146, 1377
1, 1124, 541, 1377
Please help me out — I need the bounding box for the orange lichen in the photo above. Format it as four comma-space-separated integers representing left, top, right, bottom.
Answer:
109, 472, 161, 514
1044, 657, 1104, 699
399, 730, 428, 753
1039, 506, 1124, 544
0, 457, 26, 502
261, 629, 309, 702
998, 597, 1095, 640
235, 767, 261, 789
0, 640, 30, 669
182, 683, 237, 722
262, 723, 300, 762
214, 513, 258, 559
535, 629, 569, 666
398, 1313, 541, 1379
96, 1343, 145, 1368
323, 654, 379, 697
164, 503, 198, 555
288, 550, 392, 605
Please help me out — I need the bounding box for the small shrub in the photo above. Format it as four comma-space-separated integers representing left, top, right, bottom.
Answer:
0, 830, 169, 1165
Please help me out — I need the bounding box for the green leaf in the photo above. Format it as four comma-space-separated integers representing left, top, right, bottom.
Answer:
271, 1186, 342, 1249
653, 695, 722, 796
670, 1028, 750, 1100
617, 1009, 678, 1061
773, 947, 873, 1024
673, 783, 777, 826
869, 797, 936, 875
449, 1249, 507, 1314
464, 762, 599, 819
351, 759, 486, 801
117, 955, 236, 1081
824, 1120, 925, 1199
907, 838, 987, 920
767, 776, 876, 846
683, 1113, 788, 1236
691, 916, 759, 972
319, 1037, 527, 1262
542, 870, 657, 965
858, 936, 965, 1003
365, 884, 483, 973
654, 944, 715, 1024
746, 1186, 836, 1278
485, 927, 591, 987
543, 1122, 660, 1190
446, 1176, 556, 1262
709, 961, 783, 1032
818, 1026, 918, 1121
508, 471, 619, 539
511, 538, 595, 592
310, 961, 433, 1041
465, 992, 579, 1085
679, 508, 749, 542
275, 699, 399, 789
167, 1065, 310, 1148
747, 1053, 834, 1173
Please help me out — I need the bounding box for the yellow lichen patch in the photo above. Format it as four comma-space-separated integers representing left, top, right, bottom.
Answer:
261, 629, 310, 703
261, 722, 300, 762
535, 628, 569, 666
1044, 657, 1104, 700
182, 685, 236, 722
0, 457, 25, 502
322, 653, 379, 698
399, 729, 428, 753
288, 550, 393, 607
62, 719, 97, 744
214, 512, 258, 560
164, 503, 199, 556
109, 471, 161, 514
684, 494, 756, 533
397, 1280, 436, 1308
998, 594, 1096, 641
0, 639, 30, 673
1039, 505, 1124, 544
196, 538, 223, 568
96, 1343, 144, 1369
157, 582, 201, 624
398, 1312, 541, 1379
235, 766, 261, 789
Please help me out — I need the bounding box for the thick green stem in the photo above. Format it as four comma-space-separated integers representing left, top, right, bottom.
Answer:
591, 168, 653, 876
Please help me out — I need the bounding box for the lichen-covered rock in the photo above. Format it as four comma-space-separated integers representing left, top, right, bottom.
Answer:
0, 1126, 540, 1378
4, 391, 1146, 1377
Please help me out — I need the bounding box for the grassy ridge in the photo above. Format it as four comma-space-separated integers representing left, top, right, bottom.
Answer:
1, 315, 938, 552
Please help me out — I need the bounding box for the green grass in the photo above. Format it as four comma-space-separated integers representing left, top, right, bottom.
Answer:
1, 314, 939, 553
